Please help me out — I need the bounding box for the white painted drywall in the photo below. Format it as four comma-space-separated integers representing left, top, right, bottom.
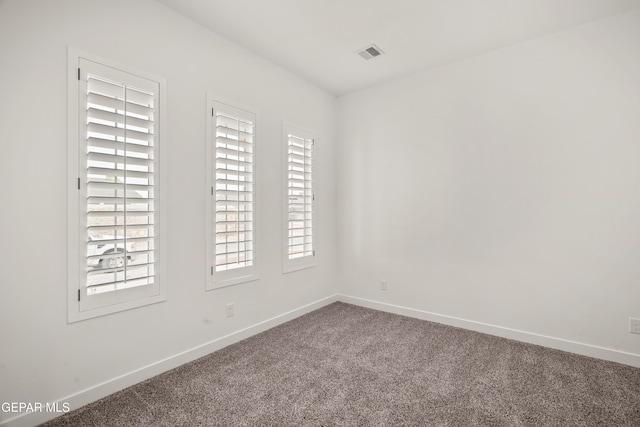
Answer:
0, 0, 337, 424
337, 8, 640, 359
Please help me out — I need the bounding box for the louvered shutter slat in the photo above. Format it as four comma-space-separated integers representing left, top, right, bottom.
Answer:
216, 168, 253, 179
86, 107, 154, 130
216, 146, 254, 159
87, 122, 124, 139
216, 135, 253, 150
87, 92, 123, 111
87, 152, 153, 167
87, 167, 153, 180
126, 90, 154, 107
87, 125, 153, 143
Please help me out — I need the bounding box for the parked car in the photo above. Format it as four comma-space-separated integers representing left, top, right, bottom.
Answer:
88, 235, 137, 269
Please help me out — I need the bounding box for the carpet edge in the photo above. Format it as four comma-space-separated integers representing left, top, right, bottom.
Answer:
338, 294, 640, 368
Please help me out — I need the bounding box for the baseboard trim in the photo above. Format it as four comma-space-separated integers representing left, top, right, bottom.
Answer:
6, 293, 637, 426
1, 294, 339, 427
337, 294, 640, 368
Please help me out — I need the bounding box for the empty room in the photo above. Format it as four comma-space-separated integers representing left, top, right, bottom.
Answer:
1, 0, 640, 425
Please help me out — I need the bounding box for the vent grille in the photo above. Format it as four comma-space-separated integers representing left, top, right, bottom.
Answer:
356, 44, 384, 61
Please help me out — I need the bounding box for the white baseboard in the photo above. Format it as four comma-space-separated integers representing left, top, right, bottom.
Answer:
5, 293, 637, 426
337, 294, 640, 368
1, 294, 339, 427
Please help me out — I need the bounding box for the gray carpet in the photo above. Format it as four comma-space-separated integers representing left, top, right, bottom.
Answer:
43, 302, 640, 426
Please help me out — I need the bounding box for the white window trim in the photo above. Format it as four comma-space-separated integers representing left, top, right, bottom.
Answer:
67, 47, 167, 322
206, 94, 258, 290
282, 121, 316, 273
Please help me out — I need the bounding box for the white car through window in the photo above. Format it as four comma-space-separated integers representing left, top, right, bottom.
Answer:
87, 234, 137, 270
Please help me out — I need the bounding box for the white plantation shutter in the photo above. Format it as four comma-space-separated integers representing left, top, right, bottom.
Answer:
284, 124, 315, 272
84, 72, 156, 295
69, 52, 166, 320
207, 100, 257, 288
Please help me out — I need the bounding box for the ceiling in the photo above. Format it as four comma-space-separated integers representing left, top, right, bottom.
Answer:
157, 0, 640, 96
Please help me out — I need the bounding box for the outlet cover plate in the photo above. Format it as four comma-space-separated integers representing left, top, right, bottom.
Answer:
629, 318, 640, 334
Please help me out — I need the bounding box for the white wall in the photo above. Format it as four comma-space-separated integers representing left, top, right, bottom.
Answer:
338, 9, 640, 363
0, 0, 337, 424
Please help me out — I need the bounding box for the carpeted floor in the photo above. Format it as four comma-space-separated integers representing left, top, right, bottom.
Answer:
43, 302, 640, 426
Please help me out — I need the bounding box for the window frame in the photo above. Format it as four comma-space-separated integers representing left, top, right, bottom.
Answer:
206, 95, 258, 290
67, 47, 167, 322
282, 122, 316, 273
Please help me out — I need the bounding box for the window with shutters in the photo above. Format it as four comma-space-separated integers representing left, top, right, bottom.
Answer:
283, 123, 315, 273
206, 98, 257, 289
67, 48, 166, 322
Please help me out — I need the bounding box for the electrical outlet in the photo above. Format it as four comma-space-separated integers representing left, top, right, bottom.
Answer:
380, 280, 387, 291
630, 318, 640, 334
226, 303, 234, 318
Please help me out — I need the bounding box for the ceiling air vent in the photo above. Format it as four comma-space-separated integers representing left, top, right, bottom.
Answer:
356, 44, 384, 61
